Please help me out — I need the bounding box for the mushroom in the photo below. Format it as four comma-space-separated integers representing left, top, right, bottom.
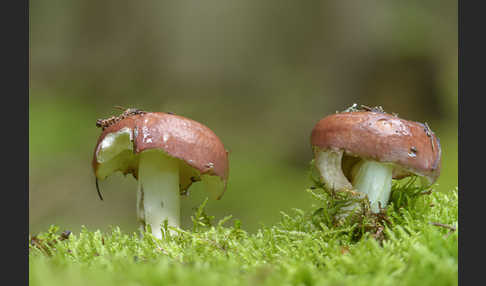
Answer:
310, 107, 441, 213
92, 111, 229, 238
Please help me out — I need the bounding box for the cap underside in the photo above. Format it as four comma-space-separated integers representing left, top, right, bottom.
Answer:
314, 146, 435, 188
95, 127, 226, 199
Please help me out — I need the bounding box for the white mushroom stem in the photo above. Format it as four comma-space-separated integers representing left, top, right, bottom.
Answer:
351, 160, 393, 213
315, 150, 393, 214
137, 150, 180, 239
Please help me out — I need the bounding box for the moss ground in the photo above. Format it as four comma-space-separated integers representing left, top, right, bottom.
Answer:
29, 179, 458, 286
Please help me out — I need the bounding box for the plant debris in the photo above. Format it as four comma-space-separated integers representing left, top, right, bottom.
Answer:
96, 106, 146, 130
341, 103, 386, 114
29, 228, 73, 256
430, 222, 457, 238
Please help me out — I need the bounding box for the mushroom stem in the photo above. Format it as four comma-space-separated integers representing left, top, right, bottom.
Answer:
137, 150, 180, 239
314, 150, 394, 214
351, 160, 393, 213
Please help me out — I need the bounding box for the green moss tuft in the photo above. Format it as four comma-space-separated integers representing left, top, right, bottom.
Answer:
30, 185, 458, 286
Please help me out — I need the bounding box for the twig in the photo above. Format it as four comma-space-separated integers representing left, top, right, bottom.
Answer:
430, 222, 456, 238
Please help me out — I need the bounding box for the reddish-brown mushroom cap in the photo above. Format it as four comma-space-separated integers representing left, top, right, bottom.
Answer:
92, 112, 229, 198
311, 111, 441, 184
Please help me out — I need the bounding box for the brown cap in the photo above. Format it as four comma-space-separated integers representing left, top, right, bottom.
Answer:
93, 112, 229, 199
311, 111, 441, 184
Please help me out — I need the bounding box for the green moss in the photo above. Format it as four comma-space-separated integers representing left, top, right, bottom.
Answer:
30, 186, 458, 286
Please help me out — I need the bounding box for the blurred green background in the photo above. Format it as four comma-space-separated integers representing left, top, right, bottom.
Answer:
30, 0, 457, 234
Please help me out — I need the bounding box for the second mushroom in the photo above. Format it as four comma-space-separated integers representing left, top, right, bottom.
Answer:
310, 105, 441, 214
93, 110, 229, 239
